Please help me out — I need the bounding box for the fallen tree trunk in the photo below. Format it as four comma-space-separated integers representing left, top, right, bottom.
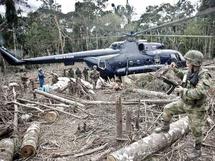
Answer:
21, 122, 40, 158
0, 138, 15, 161
80, 99, 175, 106
126, 88, 175, 99
34, 89, 85, 107
107, 117, 189, 161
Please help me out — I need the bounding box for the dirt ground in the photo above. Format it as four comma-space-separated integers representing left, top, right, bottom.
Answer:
0, 62, 215, 161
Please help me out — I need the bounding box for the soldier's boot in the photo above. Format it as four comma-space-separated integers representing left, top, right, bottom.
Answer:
187, 143, 202, 160
154, 121, 170, 133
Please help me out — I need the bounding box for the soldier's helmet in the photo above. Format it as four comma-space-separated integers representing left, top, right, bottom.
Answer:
93, 65, 97, 69
184, 50, 204, 66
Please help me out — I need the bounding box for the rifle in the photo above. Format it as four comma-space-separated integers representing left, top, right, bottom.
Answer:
159, 76, 179, 95
150, 65, 187, 95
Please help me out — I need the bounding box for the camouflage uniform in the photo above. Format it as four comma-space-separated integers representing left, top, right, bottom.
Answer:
83, 67, 89, 81
21, 73, 28, 92
163, 67, 211, 142
90, 66, 100, 89
68, 68, 74, 78
51, 73, 58, 85
75, 67, 82, 78
156, 50, 212, 159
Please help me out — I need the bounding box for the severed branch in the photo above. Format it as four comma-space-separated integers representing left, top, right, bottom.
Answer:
90, 148, 113, 161
74, 143, 108, 158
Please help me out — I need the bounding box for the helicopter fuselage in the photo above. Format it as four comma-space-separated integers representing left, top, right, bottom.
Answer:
84, 41, 185, 78
0, 38, 185, 78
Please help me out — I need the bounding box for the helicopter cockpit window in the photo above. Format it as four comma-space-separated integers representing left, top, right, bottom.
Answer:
137, 60, 141, 65
110, 42, 123, 50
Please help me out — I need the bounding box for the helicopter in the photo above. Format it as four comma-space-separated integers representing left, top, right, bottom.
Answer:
0, 32, 186, 78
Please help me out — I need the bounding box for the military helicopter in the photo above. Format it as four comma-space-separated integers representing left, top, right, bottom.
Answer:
0, 32, 186, 78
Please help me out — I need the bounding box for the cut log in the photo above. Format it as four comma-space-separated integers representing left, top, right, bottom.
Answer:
0, 138, 15, 161
107, 117, 189, 161
34, 89, 85, 107
44, 111, 59, 123
21, 122, 40, 158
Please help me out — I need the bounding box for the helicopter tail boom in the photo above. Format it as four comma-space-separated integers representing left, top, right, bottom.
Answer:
0, 47, 24, 65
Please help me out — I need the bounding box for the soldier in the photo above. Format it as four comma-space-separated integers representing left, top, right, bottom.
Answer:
38, 68, 45, 88
75, 67, 82, 78
51, 72, 58, 85
68, 68, 74, 78
83, 67, 89, 81
21, 72, 28, 92
30, 78, 37, 99
155, 50, 212, 159
113, 78, 123, 91
90, 65, 100, 89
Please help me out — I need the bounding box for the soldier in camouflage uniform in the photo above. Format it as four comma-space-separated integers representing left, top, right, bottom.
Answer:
83, 67, 89, 81
51, 72, 58, 85
75, 67, 82, 78
68, 68, 74, 78
155, 50, 212, 159
90, 65, 100, 89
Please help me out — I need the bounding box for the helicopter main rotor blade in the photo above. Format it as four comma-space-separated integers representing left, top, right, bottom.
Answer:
141, 7, 215, 33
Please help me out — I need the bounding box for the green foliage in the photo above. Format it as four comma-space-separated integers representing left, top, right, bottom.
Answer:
24, 13, 59, 57
199, 0, 215, 11
139, 0, 194, 29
